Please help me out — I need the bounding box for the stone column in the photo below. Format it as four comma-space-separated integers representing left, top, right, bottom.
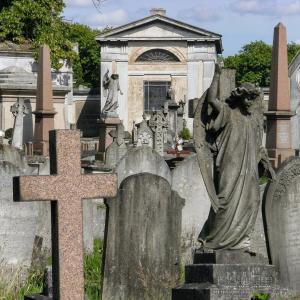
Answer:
265, 23, 295, 168
33, 45, 56, 156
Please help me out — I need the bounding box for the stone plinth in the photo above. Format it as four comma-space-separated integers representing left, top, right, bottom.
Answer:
96, 116, 121, 161
172, 251, 290, 300
265, 23, 295, 168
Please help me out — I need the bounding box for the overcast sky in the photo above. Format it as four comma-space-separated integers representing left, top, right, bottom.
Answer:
63, 0, 300, 56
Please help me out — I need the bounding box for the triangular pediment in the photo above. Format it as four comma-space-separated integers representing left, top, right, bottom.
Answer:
96, 14, 222, 41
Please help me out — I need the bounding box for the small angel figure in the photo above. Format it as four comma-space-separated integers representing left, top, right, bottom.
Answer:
102, 70, 123, 115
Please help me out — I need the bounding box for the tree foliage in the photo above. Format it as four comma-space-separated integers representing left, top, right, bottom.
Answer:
67, 23, 101, 88
0, 0, 105, 87
0, 0, 75, 70
224, 40, 300, 87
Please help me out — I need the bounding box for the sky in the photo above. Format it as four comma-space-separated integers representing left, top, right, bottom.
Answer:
63, 0, 300, 56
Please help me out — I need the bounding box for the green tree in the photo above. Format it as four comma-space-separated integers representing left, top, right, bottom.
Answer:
67, 23, 101, 88
0, 0, 75, 69
224, 40, 300, 87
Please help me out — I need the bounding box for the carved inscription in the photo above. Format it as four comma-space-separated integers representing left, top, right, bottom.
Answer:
277, 121, 290, 147
264, 157, 300, 295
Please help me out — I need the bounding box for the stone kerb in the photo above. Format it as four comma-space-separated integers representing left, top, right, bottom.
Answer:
171, 154, 210, 264
116, 146, 172, 187
263, 156, 300, 295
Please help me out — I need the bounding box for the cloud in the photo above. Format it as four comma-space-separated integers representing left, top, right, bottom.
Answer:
178, 7, 221, 22
231, 0, 265, 14
279, 1, 300, 15
231, 0, 300, 16
87, 9, 128, 27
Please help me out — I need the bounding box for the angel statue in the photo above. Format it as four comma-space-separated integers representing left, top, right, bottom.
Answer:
102, 70, 123, 116
194, 64, 275, 252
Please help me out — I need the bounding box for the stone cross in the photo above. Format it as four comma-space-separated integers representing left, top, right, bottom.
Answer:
149, 111, 168, 156
13, 130, 117, 300
10, 98, 30, 149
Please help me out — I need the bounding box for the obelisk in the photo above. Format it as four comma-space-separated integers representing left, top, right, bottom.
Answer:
265, 23, 295, 168
33, 45, 56, 156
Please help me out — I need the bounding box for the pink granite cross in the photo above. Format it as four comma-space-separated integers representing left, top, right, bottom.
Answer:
13, 130, 117, 300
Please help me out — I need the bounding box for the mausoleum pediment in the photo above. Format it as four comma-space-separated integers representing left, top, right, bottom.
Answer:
97, 14, 222, 53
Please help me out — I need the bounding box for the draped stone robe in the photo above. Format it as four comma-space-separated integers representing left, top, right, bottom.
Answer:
199, 102, 260, 250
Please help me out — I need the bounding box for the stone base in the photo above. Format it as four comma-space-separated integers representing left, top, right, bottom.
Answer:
193, 249, 268, 264
172, 251, 290, 300
267, 148, 295, 168
96, 116, 121, 161
173, 283, 290, 300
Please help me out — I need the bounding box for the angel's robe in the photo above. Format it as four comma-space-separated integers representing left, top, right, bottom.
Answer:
199, 102, 260, 250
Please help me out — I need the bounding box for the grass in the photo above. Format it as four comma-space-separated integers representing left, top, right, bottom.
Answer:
84, 239, 103, 300
0, 239, 104, 300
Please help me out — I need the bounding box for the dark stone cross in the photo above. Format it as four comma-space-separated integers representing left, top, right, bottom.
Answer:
13, 130, 117, 300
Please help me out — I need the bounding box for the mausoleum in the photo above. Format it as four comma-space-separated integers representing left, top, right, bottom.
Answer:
96, 8, 223, 131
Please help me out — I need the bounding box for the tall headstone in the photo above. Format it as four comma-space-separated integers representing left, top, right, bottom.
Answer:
103, 146, 184, 300
14, 130, 117, 300
264, 156, 300, 296
149, 111, 168, 156
33, 45, 56, 156
172, 154, 211, 264
10, 98, 30, 149
265, 23, 295, 168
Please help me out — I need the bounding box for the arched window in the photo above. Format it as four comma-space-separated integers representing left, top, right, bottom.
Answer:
136, 49, 180, 62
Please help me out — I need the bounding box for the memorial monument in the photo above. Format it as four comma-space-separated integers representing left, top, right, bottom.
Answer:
96, 70, 123, 161
173, 64, 289, 299
265, 23, 295, 168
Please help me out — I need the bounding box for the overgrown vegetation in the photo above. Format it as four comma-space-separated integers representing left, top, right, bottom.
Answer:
179, 127, 192, 140
0, 239, 104, 300
84, 239, 103, 300
252, 292, 270, 300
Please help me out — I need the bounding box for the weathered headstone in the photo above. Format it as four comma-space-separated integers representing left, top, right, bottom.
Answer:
135, 114, 153, 148
172, 154, 210, 264
14, 130, 117, 300
103, 146, 184, 300
149, 111, 168, 156
0, 151, 39, 270
264, 156, 300, 295
105, 123, 128, 168
10, 98, 30, 149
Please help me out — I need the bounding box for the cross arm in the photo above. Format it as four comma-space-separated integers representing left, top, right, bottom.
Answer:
13, 175, 58, 202
79, 173, 117, 199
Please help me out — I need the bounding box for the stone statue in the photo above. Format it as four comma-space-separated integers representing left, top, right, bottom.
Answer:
102, 70, 123, 116
194, 64, 275, 251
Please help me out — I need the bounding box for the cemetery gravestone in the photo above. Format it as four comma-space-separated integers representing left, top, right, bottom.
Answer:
14, 130, 117, 300
0, 152, 39, 270
264, 156, 300, 295
149, 111, 168, 156
11, 98, 30, 149
103, 146, 184, 300
105, 123, 128, 168
172, 154, 211, 264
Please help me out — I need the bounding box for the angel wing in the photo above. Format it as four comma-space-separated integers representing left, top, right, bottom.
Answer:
193, 90, 220, 213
